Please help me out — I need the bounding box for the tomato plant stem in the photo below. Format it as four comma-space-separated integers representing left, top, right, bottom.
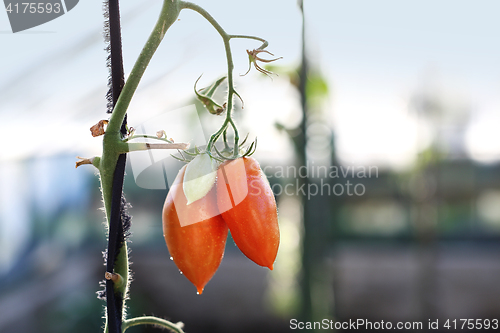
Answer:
103, 1, 127, 332
122, 316, 185, 333
126, 142, 190, 152
106, 0, 181, 135
94, 1, 273, 332
180, 1, 237, 153
180, 2, 269, 158
230, 34, 269, 50
123, 134, 172, 143
101, 2, 181, 333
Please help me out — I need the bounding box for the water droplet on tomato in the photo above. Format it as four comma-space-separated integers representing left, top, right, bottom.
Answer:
170, 257, 173, 260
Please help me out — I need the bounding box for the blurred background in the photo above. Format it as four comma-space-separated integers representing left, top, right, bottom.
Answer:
2, 0, 500, 332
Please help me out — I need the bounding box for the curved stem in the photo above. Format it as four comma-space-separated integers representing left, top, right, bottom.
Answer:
222, 129, 230, 151
180, 3, 272, 158
106, 0, 181, 135
207, 118, 230, 151
229, 34, 269, 50
229, 118, 239, 156
180, 1, 238, 154
123, 134, 173, 143
122, 316, 185, 333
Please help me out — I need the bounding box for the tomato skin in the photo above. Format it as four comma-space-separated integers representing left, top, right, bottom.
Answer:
217, 157, 280, 269
163, 165, 228, 294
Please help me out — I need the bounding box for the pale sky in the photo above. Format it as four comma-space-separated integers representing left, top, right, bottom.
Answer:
1, 0, 500, 167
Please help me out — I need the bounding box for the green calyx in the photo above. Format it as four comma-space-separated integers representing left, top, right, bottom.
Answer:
213, 134, 257, 161
170, 135, 256, 164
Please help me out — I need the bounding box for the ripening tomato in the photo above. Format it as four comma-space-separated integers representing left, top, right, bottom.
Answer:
216, 157, 279, 269
163, 165, 228, 294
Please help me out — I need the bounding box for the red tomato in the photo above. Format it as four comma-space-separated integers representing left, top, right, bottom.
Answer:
163, 165, 228, 294
217, 157, 280, 269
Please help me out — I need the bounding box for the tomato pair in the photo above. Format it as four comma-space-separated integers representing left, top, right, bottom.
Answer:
162, 157, 280, 294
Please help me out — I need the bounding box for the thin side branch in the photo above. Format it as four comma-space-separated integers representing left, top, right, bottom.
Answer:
180, 2, 274, 158
122, 317, 185, 333
180, 1, 237, 154
126, 142, 190, 152
123, 134, 173, 143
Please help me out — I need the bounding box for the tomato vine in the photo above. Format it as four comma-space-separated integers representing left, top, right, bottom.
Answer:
77, 0, 280, 332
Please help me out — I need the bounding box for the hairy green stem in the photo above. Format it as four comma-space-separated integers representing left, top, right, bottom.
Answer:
100, 1, 181, 332
102, 0, 181, 237
106, 0, 181, 135
122, 317, 185, 333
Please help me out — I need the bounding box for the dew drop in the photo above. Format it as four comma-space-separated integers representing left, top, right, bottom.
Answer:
179, 271, 183, 275
170, 257, 173, 261
196, 291, 199, 295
